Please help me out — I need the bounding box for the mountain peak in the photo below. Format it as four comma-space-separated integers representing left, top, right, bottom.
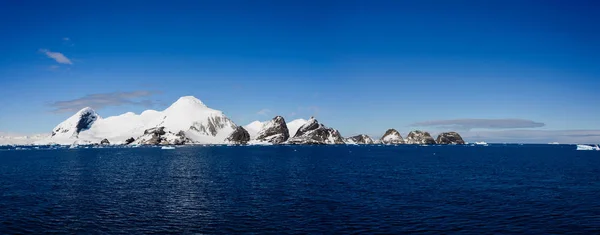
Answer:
77, 107, 96, 114
166, 96, 208, 111
175, 96, 206, 105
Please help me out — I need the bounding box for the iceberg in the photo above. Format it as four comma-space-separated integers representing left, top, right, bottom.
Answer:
576, 144, 600, 151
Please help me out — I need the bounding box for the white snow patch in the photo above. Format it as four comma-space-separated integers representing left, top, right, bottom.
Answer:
287, 118, 308, 137
244, 120, 265, 139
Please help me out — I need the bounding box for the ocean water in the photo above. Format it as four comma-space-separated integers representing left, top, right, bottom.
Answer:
1, 144, 599, 234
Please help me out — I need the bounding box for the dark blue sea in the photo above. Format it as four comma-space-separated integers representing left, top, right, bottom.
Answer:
1, 144, 599, 234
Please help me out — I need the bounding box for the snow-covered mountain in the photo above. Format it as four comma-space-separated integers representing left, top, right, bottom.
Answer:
436, 132, 465, 145
380, 129, 405, 144
244, 118, 308, 143
345, 134, 374, 144
38, 96, 240, 145
13, 95, 468, 146
255, 116, 290, 144
287, 117, 344, 144
405, 130, 436, 144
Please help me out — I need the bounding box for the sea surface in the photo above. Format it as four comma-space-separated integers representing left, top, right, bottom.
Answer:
1, 144, 599, 234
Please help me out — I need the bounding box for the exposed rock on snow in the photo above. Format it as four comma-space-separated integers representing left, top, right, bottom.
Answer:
255, 116, 289, 144
380, 129, 405, 144
226, 126, 250, 144
345, 134, 374, 144
51, 107, 100, 139
287, 117, 344, 144
100, 138, 110, 145
133, 127, 192, 145
436, 132, 465, 145
406, 130, 436, 144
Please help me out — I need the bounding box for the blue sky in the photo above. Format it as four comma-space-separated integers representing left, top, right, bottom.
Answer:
1, 0, 599, 142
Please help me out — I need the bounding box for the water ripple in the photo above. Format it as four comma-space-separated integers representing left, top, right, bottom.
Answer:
0, 145, 599, 233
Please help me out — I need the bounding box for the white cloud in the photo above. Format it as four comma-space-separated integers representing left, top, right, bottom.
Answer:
460, 129, 600, 144
256, 109, 271, 116
39, 49, 72, 65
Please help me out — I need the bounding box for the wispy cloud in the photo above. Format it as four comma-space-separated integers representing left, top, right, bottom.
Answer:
49, 91, 162, 113
256, 109, 271, 116
460, 130, 600, 144
39, 49, 72, 65
47, 65, 60, 71
411, 118, 545, 131
63, 37, 70, 41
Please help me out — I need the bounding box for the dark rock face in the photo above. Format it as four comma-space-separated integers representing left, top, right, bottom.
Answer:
256, 116, 290, 144
125, 137, 135, 145
76, 111, 98, 134
405, 130, 436, 144
144, 127, 166, 135
288, 117, 344, 144
346, 134, 374, 144
189, 116, 237, 136
380, 129, 405, 144
100, 139, 110, 145
436, 132, 465, 145
226, 126, 250, 144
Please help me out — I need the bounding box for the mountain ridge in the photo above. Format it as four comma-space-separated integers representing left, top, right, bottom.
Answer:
4, 96, 467, 146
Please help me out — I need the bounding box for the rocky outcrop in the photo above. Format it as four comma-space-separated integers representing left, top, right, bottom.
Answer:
256, 116, 290, 144
287, 117, 344, 144
345, 134, 374, 144
134, 127, 192, 145
100, 139, 110, 145
125, 137, 135, 145
172, 131, 191, 145
405, 130, 436, 144
226, 126, 250, 144
380, 129, 405, 144
436, 132, 465, 145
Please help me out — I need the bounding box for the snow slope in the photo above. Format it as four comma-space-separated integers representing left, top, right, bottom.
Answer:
287, 119, 308, 137
0, 134, 49, 146
244, 120, 265, 139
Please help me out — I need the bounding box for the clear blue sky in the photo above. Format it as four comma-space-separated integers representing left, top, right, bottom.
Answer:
1, 0, 599, 142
